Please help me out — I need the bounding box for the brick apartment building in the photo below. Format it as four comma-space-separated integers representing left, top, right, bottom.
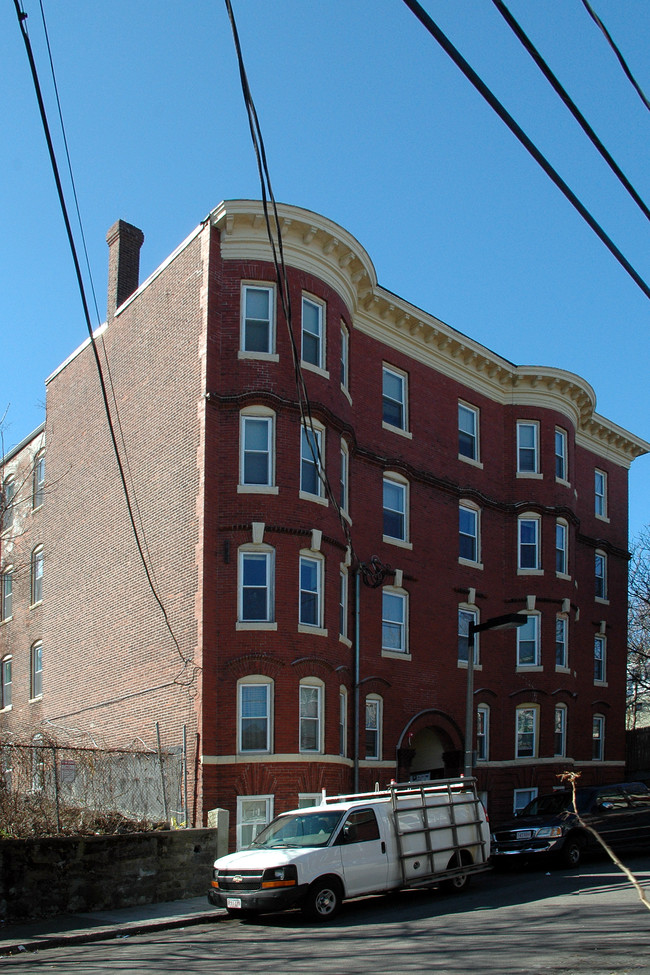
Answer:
1, 199, 648, 845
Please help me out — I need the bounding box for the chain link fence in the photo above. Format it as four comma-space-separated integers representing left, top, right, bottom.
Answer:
0, 735, 185, 838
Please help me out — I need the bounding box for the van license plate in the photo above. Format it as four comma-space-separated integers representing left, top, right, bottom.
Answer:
227, 898, 242, 909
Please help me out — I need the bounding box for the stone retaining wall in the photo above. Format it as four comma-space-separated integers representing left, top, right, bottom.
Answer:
0, 828, 219, 922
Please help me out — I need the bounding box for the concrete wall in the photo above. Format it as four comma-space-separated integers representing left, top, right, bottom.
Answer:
0, 828, 219, 923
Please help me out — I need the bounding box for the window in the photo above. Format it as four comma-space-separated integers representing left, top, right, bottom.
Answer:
595, 470, 607, 518
340, 440, 349, 513
383, 475, 408, 543
30, 641, 43, 699
1, 657, 11, 709
33, 452, 45, 509
338, 808, 381, 844
340, 323, 349, 390
339, 688, 347, 757
240, 412, 274, 487
382, 366, 407, 431
595, 551, 607, 600
594, 634, 606, 683
555, 520, 568, 575
300, 423, 324, 498
237, 795, 274, 850
458, 607, 479, 664
555, 429, 567, 481
339, 569, 348, 640
554, 705, 567, 757
31, 735, 45, 791
1, 568, 12, 622
513, 787, 538, 814
239, 549, 274, 623
516, 706, 537, 758
31, 546, 43, 605
298, 793, 323, 809
239, 681, 272, 752
517, 422, 538, 474
555, 616, 568, 669
459, 403, 479, 461
518, 517, 540, 570
365, 696, 382, 760
299, 555, 323, 628
592, 715, 604, 761
299, 682, 323, 752
477, 705, 489, 761
382, 589, 407, 653
517, 615, 539, 667
459, 503, 480, 563
301, 295, 324, 369
241, 284, 274, 354
1, 477, 15, 533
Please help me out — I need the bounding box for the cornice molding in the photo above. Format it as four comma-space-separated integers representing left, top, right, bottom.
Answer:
209, 200, 649, 468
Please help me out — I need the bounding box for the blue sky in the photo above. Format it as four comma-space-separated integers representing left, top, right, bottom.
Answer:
2, 1, 649, 538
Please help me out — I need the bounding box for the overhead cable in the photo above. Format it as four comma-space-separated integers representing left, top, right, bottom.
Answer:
492, 0, 650, 224
580, 0, 650, 114
12, 1, 194, 683
400, 0, 650, 303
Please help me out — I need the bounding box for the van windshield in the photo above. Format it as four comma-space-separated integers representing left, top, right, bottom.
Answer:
252, 810, 343, 849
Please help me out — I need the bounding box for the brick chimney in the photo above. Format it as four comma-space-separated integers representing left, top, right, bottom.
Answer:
106, 220, 145, 321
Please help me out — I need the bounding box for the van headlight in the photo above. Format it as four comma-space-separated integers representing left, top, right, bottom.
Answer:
261, 865, 298, 888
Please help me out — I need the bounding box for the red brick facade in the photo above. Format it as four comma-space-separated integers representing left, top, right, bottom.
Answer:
2, 200, 648, 842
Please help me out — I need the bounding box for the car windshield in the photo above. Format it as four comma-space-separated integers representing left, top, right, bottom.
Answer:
520, 793, 573, 817
251, 810, 344, 849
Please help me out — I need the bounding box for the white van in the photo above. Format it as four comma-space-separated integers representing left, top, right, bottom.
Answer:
208, 778, 490, 920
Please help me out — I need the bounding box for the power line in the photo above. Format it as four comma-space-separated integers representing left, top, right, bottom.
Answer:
400, 0, 650, 303
491, 0, 650, 224
12, 1, 194, 684
580, 0, 650, 114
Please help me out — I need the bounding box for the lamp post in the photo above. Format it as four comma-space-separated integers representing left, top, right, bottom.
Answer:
464, 612, 527, 778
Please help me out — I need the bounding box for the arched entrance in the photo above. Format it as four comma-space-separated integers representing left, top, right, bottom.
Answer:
397, 710, 463, 780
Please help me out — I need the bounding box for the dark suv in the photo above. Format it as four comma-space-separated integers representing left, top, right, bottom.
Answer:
491, 782, 650, 867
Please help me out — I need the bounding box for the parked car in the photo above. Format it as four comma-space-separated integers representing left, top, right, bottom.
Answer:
208, 778, 490, 920
491, 781, 650, 867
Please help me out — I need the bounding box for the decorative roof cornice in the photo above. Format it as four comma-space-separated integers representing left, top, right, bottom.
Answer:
211, 200, 648, 467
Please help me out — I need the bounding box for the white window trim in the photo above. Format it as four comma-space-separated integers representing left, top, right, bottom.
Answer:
554, 704, 567, 758
237, 545, 276, 629
458, 605, 480, 669
513, 787, 538, 814
516, 421, 542, 478
555, 614, 569, 672
383, 472, 412, 549
299, 552, 327, 634
300, 421, 328, 505
595, 550, 609, 603
1, 654, 12, 711
515, 704, 539, 759
476, 704, 490, 762
30, 641, 43, 701
382, 364, 411, 437
299, 679, 324, 754
516, 613, 541, 669
365, 695, 383, 761
301, 293, 328, 376
236, 794, 274, 850
238, 678, 273, 754
1, 566, 13, 623
555, 427, 569, 485
31, 545, 44, 607
459, 401, 482, 467
239, 407, 277, 493
239, 282, 277, 358
592, 714, 605, 762
339, 567, 351, 647
595, 469, 609, 522
518, 514, 542, 575
340, 321, 350, 395
594, 633, 607, 685
33, 452, 46, 510
555, 519, 570, 579
381, 587, 410, 658
339, 686, 348, 758
459, 501, 483, 568
340, 439, 350, 518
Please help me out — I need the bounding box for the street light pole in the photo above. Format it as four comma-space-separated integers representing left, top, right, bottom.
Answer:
463, 612, 527, 778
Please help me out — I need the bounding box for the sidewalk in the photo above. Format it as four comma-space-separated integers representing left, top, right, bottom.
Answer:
0, 896, 227, 956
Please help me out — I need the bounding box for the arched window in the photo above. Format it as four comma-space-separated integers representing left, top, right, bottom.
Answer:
33, 452, 45, 509
238, 676, 273, 754
0, 656, 11, 709
518, 514, 541, 572
383, 472, 410, 545
365, 695, 383, 760
239, 407, 276, 490
1, 567, 13, 622
382, 586, 408, 654
30, 642, 43, 700
31, 546, 44, 605
237, 544, 275, 626
299, 678, 324, 753
299, 550, 325, 631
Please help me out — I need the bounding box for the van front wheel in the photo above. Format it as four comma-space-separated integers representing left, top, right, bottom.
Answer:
301, 877, 343, 921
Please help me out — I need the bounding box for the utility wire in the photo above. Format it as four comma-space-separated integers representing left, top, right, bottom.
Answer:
13, 1, 193, 681
580, 0, 650, 114
400, 0, 650, 303
224, 0, 356, 562
491, 0, 650, 224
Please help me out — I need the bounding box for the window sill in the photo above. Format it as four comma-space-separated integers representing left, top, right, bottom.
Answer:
238, 485, 279, 495
594, 680, 608, 688
595, 513, 610, 524
516, 665, 543, 673
0, 617, 12, 625
516, 472, 543, 480
298, 624, 328, 637
299, 491, 329, 507
0, 705, 11, 712
339, 635, 352, 648
555, 477, 571, 488
517, 568, 543, 576
555, 665, 571, 674
341, 384, 352, 405
457, 661, 482, 671
382, 421, 412, 440
459, 454, 483, 470
236, 622, 278, 631
381, 649, 411, 661
238, 351, 279, 362
459, 557, 483, 570
29, 695, 43, 703
383, 535, 413, 551
555, 572, 571, 582
30, 601, 43, 609
301, 361, 329, 380
595, 596, 610, 606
